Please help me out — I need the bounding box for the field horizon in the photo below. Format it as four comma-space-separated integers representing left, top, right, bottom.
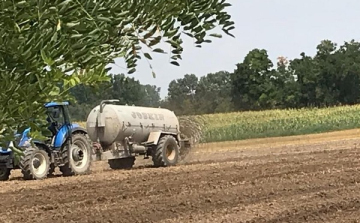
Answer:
77, 104, 360, 143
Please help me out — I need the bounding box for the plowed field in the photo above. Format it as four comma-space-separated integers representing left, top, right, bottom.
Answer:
2, 129, 360, 223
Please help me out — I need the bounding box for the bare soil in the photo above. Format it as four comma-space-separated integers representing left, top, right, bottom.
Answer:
2, 129, 360, 223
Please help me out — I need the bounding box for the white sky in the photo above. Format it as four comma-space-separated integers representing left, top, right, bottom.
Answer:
108, 0, 360, 98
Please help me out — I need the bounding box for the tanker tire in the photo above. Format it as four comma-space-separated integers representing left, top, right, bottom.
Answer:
20, 147, 50, 180
108, 157, 135, 170
60, 133, 92, 177
152, 135, 180, 167
0, 167, 10, 181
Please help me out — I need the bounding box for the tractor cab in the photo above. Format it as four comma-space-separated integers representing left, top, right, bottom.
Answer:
45, 102, 71, 136
44, 102, 73, 148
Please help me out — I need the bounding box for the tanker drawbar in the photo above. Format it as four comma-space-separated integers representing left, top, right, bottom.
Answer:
86, 100, 191, 169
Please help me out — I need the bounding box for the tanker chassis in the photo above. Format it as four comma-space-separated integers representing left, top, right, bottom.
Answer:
86, 100, 191, 169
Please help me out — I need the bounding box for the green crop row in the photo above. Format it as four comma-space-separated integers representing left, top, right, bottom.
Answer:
194, 105, 360, 143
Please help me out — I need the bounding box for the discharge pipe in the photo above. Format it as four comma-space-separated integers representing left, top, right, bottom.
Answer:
100, 99, 120, 113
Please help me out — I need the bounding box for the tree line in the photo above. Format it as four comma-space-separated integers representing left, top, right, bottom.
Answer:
69, 39, 360, 120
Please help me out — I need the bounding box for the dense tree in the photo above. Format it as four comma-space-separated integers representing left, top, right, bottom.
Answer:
167, 74, 198, 115
53, 39, 360, 121
0, 0, 235, 144
110, 74, 144, 105
139, 84, 161, 108
195, 71, 233, 114
162, 39, 360, 115
335, 40, 360, 104
230, 49, 275, 110
272, 56, 300, 108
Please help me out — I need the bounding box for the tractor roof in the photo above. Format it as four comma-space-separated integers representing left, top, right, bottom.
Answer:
44, 101, 69, 108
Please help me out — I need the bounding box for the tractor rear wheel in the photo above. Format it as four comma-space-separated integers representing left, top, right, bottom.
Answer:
60, 133, 92, 176
108, 157, 135, 170
0, 167, 10, 181
20, 147, 50, 180
152, 135, 180, 167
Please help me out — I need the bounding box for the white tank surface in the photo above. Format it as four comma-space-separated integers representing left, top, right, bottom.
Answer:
86, 102, 180, 146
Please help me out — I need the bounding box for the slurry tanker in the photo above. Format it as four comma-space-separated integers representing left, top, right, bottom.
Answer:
86, 100, 191, 169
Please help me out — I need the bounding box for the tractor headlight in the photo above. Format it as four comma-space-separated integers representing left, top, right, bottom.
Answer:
0, 142, 10, 151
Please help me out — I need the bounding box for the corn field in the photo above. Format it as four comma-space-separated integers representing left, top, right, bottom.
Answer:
77, 104, 360, 143
196, 105, 360, 143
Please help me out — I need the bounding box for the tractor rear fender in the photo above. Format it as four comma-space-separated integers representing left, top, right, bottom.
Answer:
53, 124, 88, 149
142, 131, 180, 146
33, 141, 52, 156
71, 127, 88, 136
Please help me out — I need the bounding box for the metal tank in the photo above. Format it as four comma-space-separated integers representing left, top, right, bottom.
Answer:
86, 100, 190, 170
86, 100, 180, 146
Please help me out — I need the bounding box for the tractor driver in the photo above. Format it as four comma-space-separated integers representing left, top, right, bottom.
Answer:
46, 106, 63, 136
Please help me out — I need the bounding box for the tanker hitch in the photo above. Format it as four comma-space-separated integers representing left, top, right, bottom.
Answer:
125, 137, 147, 155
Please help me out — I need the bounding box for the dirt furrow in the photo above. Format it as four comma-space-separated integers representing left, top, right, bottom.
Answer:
1, 133, 360, 222
1, 146, 360, 222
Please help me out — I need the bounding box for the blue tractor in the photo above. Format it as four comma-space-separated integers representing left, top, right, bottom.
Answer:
0, 101, 93, 181
0, 132, 22, 181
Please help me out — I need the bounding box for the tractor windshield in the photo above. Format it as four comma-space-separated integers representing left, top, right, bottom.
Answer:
46, 106, 64, 126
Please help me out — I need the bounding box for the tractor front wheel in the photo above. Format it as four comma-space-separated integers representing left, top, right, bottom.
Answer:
20, 147, 50, 180
60, 133, 92, 176
0, 167, 10, 181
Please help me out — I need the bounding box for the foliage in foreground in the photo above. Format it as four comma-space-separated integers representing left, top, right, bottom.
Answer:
0, 0, 234, 145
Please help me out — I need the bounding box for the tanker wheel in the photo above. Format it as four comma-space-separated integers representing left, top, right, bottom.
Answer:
19, 147, 50, 180
152, 135, 180, 167
108, 157, 135, 170
60, 133, 92, 177
0, 167, 10, 181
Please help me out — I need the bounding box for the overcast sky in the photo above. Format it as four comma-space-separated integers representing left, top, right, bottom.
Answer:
108, 0, 360, 98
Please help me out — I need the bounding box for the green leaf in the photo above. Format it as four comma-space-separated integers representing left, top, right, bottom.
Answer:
153, 48, 166, 53
209, 33, 222, 38
143, 25, 158, 39
65, 22, 80, 28
97, 16, 112, 22
164, 29, 178, 38
16, 1, 27, 6
148, 36, 162, 47
70, 34, 83, 38
40, 49, 55, 66
170, 61, 180, 66
144, 53, 152, 60
128, 68, 136, 74
14, 23, 21, 33
183, 32, 194, 38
